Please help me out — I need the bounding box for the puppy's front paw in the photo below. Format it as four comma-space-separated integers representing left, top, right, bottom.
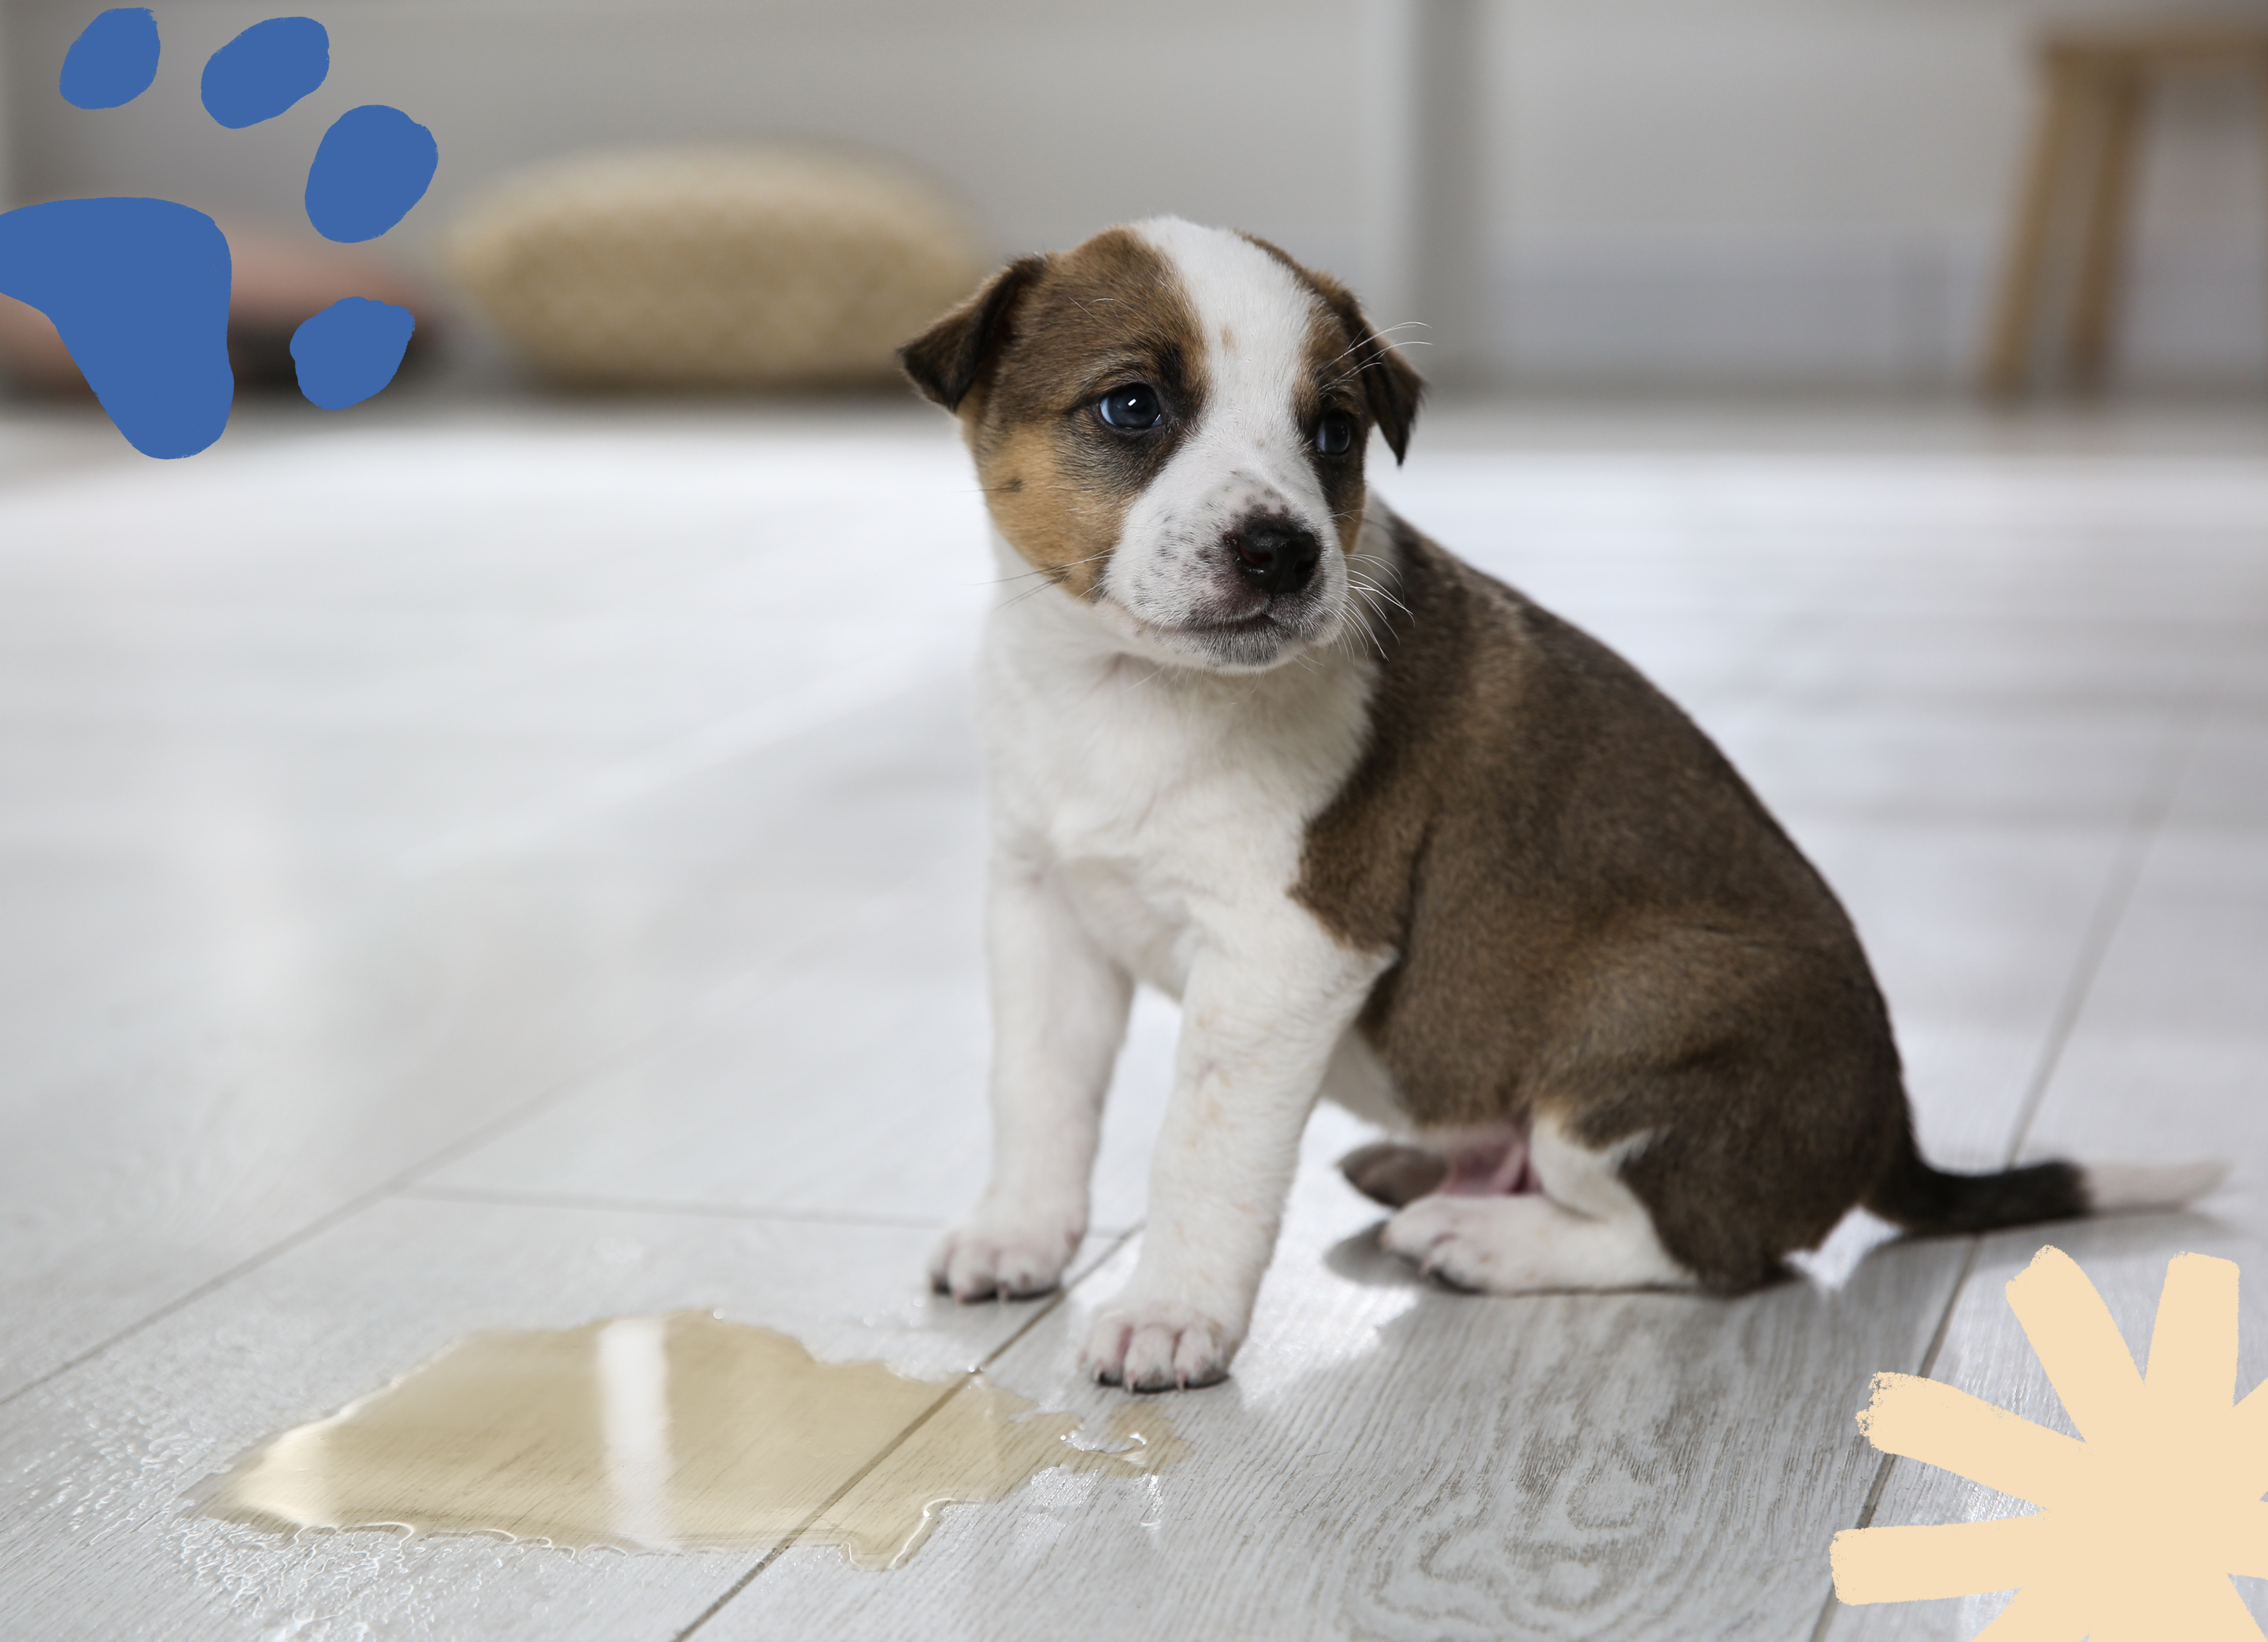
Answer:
928, 1213, 1080, 1302
1080, 1300, 1237, 1392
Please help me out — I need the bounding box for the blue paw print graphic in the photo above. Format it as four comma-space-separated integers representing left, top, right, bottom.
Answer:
0, 8, 438, 458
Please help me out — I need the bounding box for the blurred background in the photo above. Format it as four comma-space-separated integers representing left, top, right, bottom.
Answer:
6, 0, 2268, 399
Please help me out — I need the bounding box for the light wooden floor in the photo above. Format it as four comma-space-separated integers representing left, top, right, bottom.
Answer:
0, 395, 2262, 1640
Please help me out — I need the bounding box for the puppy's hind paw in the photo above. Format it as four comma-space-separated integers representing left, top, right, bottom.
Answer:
1381, 1195, 1515, 1292
1080, 1301, 1236, 1392
927, 1215, 1080, 1302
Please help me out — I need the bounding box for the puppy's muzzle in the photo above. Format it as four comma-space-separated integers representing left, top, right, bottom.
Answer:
1227, 516, 1322, 600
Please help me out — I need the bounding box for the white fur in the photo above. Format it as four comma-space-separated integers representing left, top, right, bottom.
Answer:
1380, 1118, 1698, 1293
2082, 1159, 2229, 1213
949, 533, 1391, 1385
930, 220, 1393, 1389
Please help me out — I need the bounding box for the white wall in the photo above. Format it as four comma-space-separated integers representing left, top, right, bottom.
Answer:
5, 0, 2264, 391
1489, 0, 2268, 390
0, 0, 1370, 280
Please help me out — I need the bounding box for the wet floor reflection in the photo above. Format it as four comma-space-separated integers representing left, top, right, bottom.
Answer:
205, 1312, 1182, 1568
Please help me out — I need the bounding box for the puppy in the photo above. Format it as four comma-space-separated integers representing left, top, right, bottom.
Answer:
899, 217, 2224, 1392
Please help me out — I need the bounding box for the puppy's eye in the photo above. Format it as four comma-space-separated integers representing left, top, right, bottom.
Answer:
1315, 410, 1357, 457
1096, 384, 1163, 431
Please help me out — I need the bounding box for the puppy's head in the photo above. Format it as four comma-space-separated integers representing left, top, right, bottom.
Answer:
900, 217, 1422, 673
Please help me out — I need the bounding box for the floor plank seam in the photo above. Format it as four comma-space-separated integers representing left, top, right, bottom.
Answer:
667, 1380, 971, 1640
669, 1227, 1140, 1639
1806, 1231, 1987, 1642
390, 1183, 952, 1231
391, 1182, 1147, 1242
0, 888, 940, 1410
1806, 672, 2214, 1641
1998, 670, 2214, 1168
0, 1179, 405, 1414
376, 877, 947, 1180
395, 664, 938, 879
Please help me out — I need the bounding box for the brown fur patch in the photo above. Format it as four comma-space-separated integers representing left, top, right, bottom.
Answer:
1297, 518, 2092, 1289
900, 229, 1208, 600
1295, 517, 1910, 1291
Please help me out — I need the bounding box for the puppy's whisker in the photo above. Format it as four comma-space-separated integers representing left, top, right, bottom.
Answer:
1344, 595, 1392, 661
1334, 602, 1387, 665
1343, 612, 1388, 663
1345, 555, 1413, 620
1345, 577, 1412, 624
988, 549, 1116, 603
1344, 568, 1408, 607
1318, 320, 1428, 375
998, 579, 1066, 611
1116, 662, 1172, 693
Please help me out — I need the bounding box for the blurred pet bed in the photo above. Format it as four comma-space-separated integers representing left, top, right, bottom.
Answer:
445, 145, 985, 390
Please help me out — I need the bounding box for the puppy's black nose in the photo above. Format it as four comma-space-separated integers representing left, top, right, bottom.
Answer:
1227, 517, 1322, 598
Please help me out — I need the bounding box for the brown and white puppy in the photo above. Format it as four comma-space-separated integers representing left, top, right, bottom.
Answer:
899, 217, 2223, 1393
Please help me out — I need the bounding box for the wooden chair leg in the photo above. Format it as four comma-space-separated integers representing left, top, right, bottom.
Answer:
1984, 58, 2088, 397
2259, 62, 2268, 359
2066, 61, 2143, 390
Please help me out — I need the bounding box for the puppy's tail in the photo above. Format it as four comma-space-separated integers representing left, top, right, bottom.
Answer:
1865, 1125, 2227, 1237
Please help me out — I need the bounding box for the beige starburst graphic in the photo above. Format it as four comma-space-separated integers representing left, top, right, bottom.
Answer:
1832, 1245, 2268, 1641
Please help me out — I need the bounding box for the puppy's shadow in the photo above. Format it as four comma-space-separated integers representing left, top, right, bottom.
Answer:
1323, 1218, 1430, 1288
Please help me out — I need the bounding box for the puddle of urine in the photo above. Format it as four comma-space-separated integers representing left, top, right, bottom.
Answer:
201, 1312, 1185, 1569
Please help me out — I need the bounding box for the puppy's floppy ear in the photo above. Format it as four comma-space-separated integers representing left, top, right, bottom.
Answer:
898, 255, 1046, 412
1358, 325, 1425, 465
1312, 282, 1424, 465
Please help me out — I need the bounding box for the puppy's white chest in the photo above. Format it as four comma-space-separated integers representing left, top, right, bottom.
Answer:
980, 608, 1377, 997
